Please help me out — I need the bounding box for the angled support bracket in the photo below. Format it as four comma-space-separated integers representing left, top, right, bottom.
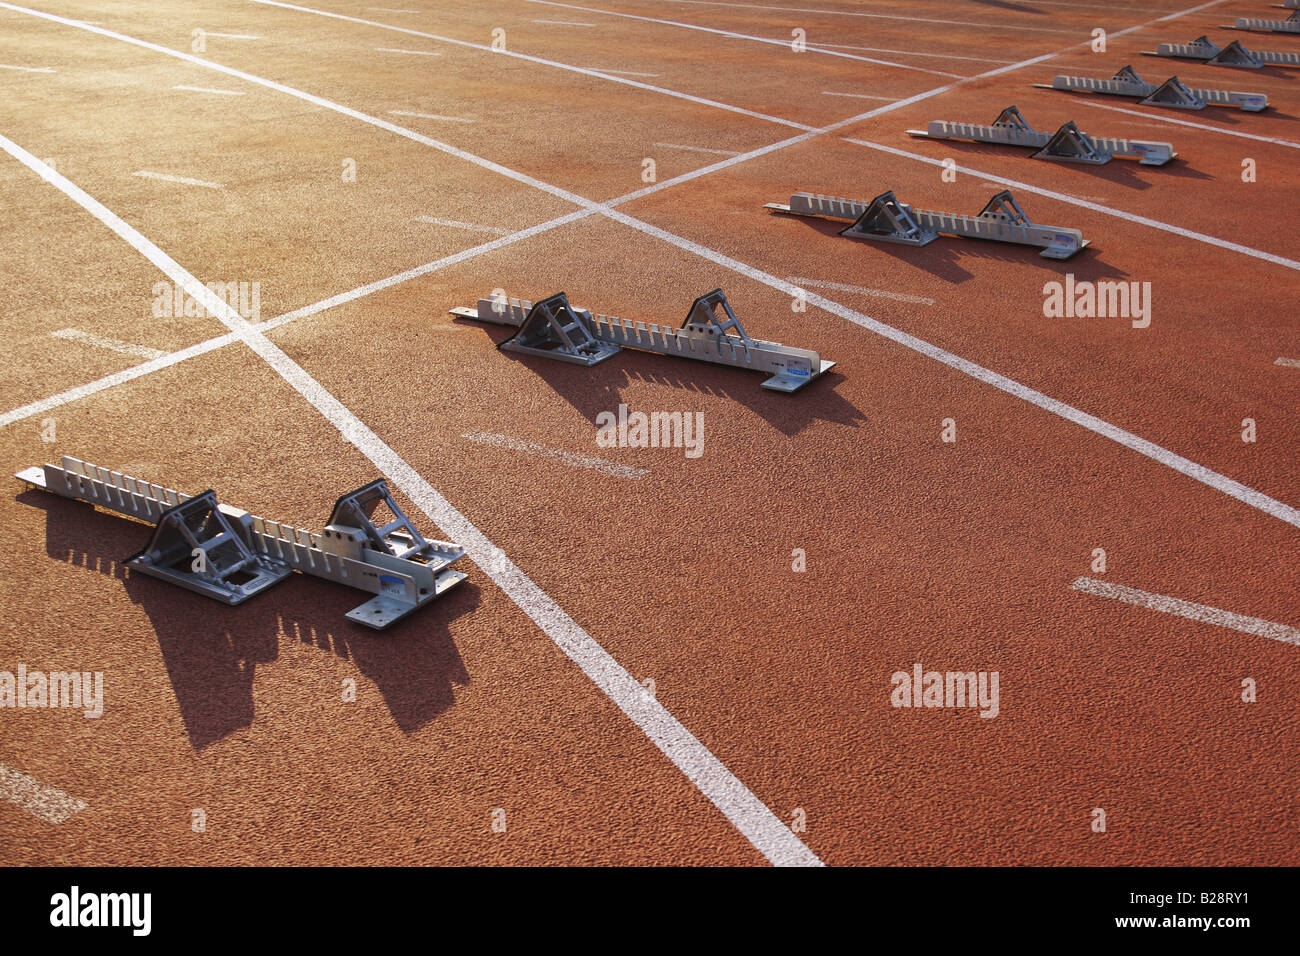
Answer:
1036, 65, 1267, 111
766, 189, 1088, 259
17, 457, 468, 630
451, 291, 834, 393
496, 292, 622, 366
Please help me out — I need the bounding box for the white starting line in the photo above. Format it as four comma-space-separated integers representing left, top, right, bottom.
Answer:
51, 328, 166, 360
203, 32, 261, 40
375, 47, 441, 56
820, 90, 897, 101
1072, 577, 1300, 647
413, 215, 509, 235
388, 109, 475, 123
531, 18, 597, 26
653, 141, 742, 157
173, 84, 245, 96
589, 68, 658, 77
462, 431, 650, 479
0, 63, 55, 72
131, 170, 224, 189
0, 763, 88, 824
786, 277, 935, 306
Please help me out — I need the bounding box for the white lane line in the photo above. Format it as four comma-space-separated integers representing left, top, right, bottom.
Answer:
820, 91, 897, 101
14, 0, 1285, 536
389, 109, 475, 123
0, 764, 87, 824
203, 32, 261, 40
661, 0, 1085, 32
1, 136, 820, 868
1074, 100, 1300, 150
368, 6, 420, 11
1276, 357, 1300, 369
589, 68, 658, 76
808, 42, 1013, 64
249, 0, 818, 130
842, 137, 1300, 272
1072, 577, 1300, 647
173, 84, 246, 95
786, 277, 935, 306
375, 46, 441, 55
653, 141, 741, 157
521, 0, 971, 78
531, 18, 596, 26
462, 431, 649, 479
132, 170, 224, 189
413, 215, 509, 235
51, 328, 166, 360
0, 209, 594, 430
0, 63, 55, 72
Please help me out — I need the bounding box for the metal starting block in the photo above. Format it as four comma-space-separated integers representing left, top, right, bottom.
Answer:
450, 290, 835, 393
1145, 35, 1300, 68
1227, 10, 1300, 33
765, 189, 1089, 260
907, 105, 1176, 166
1036, 65, 1268, 111
16, 457, 468, 630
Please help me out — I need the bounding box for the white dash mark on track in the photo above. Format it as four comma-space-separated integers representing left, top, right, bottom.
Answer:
173, 84, 245, 95
375, 47, 441, 55
367, 7, 421, 12
51, 328, 166, 360
0, 764, 88, 824
532, 18, 597, 26
1071, 577, 1300, 647
413, 216, 509, 235
786, 277, 935, 306
1275, 357, 1300, 369
132, 170, 224, 189
203, 32, 261, 39
820, 90, 897, 101
0, 63, 54, 72
388, 109, 475, 123
591, 68, 659, 76
653, 141, 742, 157
462, 431, 649, 479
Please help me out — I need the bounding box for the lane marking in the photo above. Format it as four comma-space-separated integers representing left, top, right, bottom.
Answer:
1072, 577, 1300, 647
0, 134, 822, 868
1276, 357, 1300, 369
521, 0, 972, 78
249, 0, 818, 130
820, 91, 897, 101
203, 32, 261, 40
0, 764, 87, 824
0, 63, 55, 72
413, 215, 509, 235
375, 47, 442, 56
808, 43, 1013, 64
132, 170, 224, 189
367, 6, 420, 11
1074, 100, 1300, 150
173, 84, 245, 95
653, 141, 742, 157
462, 431, 649, 479
786, 277, 935, 306
531, 18, 597, 26
389, 109, 475, 123
51, 328, 167, 360
662, 0, 1092, 33
842, 137, 1300, 272
589, 68, 658, 77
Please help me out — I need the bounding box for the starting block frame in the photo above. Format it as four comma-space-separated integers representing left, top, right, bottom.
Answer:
1144, 35, 1300, 68
764, 189, 1089, 260
1227, 10, 1300, 33
907, 105, 1176, 166
450, 290, 835, 393
1035, 65, 1269, 111
17, 457, 468, 630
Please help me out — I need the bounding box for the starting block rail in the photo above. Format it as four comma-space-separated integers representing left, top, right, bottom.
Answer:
1036, 65, 1268, 111
16, 457, 468, 629
450, 290, 834, 392
1145, 35, 1300, 68
907, 105, 1176, 166
764, 189, 1089, 260
1227, 10, 1300, 33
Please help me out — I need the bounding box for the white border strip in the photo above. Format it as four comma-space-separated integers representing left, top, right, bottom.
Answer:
0, 133, 821, 867
1072, 577, 1300, 646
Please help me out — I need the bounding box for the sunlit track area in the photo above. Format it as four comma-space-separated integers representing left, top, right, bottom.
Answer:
0, 0, 1296, 878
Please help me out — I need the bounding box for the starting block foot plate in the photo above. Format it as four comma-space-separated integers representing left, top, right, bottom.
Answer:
346, 568, 468, 629
762, 360, 837, 392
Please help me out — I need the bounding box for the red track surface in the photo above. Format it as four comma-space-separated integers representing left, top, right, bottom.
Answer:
0, 0, 1296, 866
